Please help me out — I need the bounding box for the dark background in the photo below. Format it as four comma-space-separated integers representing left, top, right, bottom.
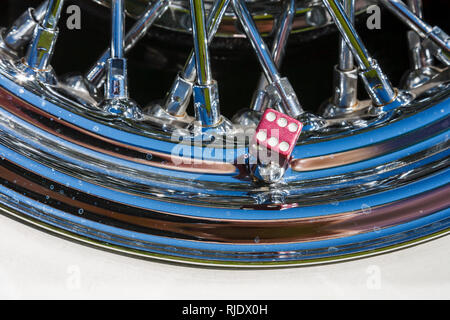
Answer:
1, 0, 449, 116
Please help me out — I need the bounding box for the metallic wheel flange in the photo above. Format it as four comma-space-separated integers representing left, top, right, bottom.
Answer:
0, 0, 448, 267
92, 0, 372, 38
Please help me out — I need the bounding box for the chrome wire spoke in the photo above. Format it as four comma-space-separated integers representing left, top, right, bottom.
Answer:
17, 0, 65, 84
233, 0, 296, 127
86, 0, 170, 91
251, 0, 296, 113
401, 0, 439, 90
322, 0, 401, 110
59, 0, 170, 105
232, 0, 303, 118
379, 0, 449, 55
379, 0, 450, 67
189, 0, 233, 133
0, 0, 48, 53
147, 0, 231, 121
321, 0, 359, 118
97, 0, 142, 119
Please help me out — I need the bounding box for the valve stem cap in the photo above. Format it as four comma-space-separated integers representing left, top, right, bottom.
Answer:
251, 108, 303, 165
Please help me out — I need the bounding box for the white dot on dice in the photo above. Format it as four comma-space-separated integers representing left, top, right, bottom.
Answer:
266, 112, 276, 122
288, 123, 298, 132
256, 131, 267, 142
277, 117, 288, 127
279, 141, 290, 152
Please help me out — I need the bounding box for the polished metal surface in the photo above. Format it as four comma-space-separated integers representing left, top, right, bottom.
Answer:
148, 0, 230, 120
24, 0, 64, 72
379, 0, 449, 53
0, 1, 48, 53
251, 0, 295, 113
189, 0, 233, 131
0, 0, 448, 266
321, 0, 360, 117
322, 0, 399, 109
92, 0, 372, 38
61, 0, 169, 104
401, 0, 438, 90
232, 0, 303, 118
99, 0, 141, 118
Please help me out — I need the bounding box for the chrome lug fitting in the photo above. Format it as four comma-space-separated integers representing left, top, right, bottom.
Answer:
359, 59, 397, 107
0, 1, 48, 55
401, 31, 440, 89
148, 0, 231, 121
99, 0, 142, 120
99, 59, 142, 118
99, 58, 141, 119
322, 0, 409, 113
322, 66, 359, 117
265, 77, 303, 118
421, 27, 450, 66
400, 0, 442, 89
191, 81, 233, 135
187, 0, 233, 135
16, 0, 64, 84
62, 0, 169, 106
321, 0, 360, 118
147, 72, 193, 121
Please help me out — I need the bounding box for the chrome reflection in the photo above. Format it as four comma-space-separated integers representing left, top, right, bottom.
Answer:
92, 0, 372, 38
0, 0, 447, 266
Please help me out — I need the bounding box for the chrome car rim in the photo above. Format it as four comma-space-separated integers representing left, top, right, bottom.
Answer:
0, 0, 448, 266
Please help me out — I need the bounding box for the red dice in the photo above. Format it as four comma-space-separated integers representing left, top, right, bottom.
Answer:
252, 108, 303, 163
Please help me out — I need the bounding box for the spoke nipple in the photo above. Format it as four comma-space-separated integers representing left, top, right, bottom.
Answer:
100, 58, 142, 119
359, 59, 398, 107
162, 73, 194, 117
400, 66, 441, 90
99, 98, 142, 120
368, 89, 414, 114
192, 80, 230, 132
265, 77, 303, 118
321, 65, 360, 118
144, 102, 194, 127
0, 1, 48, 55
232, 109, 262, 128
59, 74, 103, 106
23, 23, 60, 73
190, 115, 234, 137
296, 112, 327, 132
